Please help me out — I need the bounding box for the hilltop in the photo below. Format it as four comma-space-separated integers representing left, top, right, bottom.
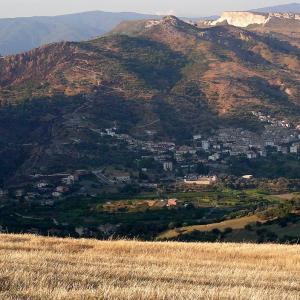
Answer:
0, 234, 299, 299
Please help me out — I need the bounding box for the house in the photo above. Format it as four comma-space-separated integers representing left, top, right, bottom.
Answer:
163, 161, 173, 172
139, 183, 158, 189
242, 175, 253, 180
62, 174, 79, 186
52, 192, 62, 198
75, 170, 90, 176
184, 176, 217, 186
15, 189, 25, 197
105, 128, 116, 136
176, 146, 196, 155
175, 153, 184, 162
167, 198, 178, 207
0, 189, 8, 198
24, 192, 39, 201
276, 145, 288, 154
247, 152, 257, 159
115, 175, 131, 183
202, 141, 210, 151
193, 134, 202, 140
208, 153, 221, 161
259, 150, 267, 157
56, 186, 69, 193
265, 141, 275, 147
41, 199, 54, 206
145, 130, 156, 136
36, 182, 48, 189
290, 143, 300, 154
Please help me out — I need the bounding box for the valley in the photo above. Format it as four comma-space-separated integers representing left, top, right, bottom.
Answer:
2, 2, 300, 300
0, 14, 300, 243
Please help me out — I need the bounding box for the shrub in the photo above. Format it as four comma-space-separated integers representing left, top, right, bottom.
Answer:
224, 227, 233, 234
245, 224, 252, 231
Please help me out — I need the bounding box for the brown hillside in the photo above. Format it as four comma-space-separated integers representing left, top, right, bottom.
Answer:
1, 16, 300, 116
1, 16, 300, 182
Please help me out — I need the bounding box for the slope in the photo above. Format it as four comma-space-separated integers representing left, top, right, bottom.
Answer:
1, 16, 300, 183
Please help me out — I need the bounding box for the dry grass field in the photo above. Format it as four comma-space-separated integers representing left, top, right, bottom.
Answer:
0, 234, 299, 300
158, 215, 263, 239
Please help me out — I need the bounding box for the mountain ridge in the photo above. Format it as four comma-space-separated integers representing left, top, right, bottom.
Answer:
0, 11, 160, 56
0, 16, 300, 183
251, 2, 300, 13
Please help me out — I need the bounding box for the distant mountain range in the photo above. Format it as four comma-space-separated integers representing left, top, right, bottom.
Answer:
251, 2, 300, 13
0, 11, 159, 56
1, 3, 300, 56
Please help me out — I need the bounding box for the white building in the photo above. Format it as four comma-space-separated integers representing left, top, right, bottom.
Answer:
62, 175, 78, 186
265, 141, 275, 147
163, 161, 173, 172
202, 141, 210, 151
52, 192, 62, 198
247, 152, 257, 159
115, 176, 131, 183
36, 182, 48, 189
184, 176, 217, 186
0, 189, 8, 198
242, 175, 253, 180
290, 144, 299, 154
15, 190, 25, 197
193, 134, 202, 140
259, 150, 267, 157
208, 153, 220, 161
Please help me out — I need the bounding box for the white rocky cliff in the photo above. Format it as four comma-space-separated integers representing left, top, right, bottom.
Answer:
211, 11, 300, 28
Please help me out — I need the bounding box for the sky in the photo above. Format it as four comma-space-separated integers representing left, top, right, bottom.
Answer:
0, 0, 298, 18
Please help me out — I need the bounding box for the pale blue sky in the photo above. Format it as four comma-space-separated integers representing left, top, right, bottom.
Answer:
0, 0, 298, 18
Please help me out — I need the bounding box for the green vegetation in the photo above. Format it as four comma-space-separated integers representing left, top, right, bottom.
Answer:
2, 187, 298, 242
229, 154, 300, 179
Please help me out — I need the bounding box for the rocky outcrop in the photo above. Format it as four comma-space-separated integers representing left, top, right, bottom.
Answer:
211, 11, 300, 28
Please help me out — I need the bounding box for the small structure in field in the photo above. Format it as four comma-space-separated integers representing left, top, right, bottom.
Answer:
167, 198, 178, 207
242, 175, 253, 180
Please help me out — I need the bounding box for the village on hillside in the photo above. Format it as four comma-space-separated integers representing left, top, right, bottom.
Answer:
0, 110, 299, 205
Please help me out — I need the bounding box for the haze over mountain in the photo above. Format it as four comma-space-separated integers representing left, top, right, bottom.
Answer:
1, 3, 300, 56
252, 2, 300, 13
0, 11, 159, 56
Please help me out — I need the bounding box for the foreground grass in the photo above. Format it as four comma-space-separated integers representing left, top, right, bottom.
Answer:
0, 234, 299, 299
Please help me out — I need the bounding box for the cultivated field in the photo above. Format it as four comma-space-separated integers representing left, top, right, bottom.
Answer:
0, 234, 299, 300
